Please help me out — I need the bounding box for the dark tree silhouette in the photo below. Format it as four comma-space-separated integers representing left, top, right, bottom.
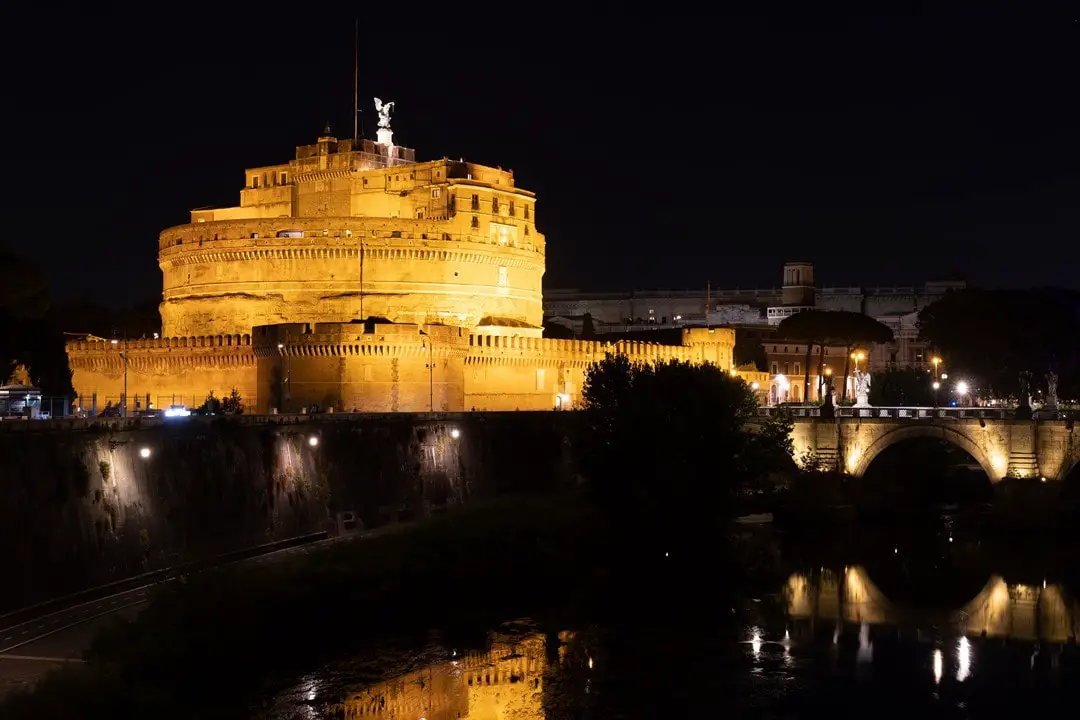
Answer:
918, 289, 1080, 400
778, 311, 893, 402
577, 355, 792, 542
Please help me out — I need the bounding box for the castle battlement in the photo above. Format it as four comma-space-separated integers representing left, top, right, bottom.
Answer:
65, 124, 739, 415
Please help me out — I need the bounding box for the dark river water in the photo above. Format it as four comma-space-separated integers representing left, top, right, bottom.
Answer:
258, 525, 1080, 719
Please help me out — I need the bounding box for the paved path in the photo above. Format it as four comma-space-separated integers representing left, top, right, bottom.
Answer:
0, 535, 343, 700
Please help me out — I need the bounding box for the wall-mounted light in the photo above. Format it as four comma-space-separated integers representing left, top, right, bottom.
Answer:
139, 447, 152, 459
308, 436, 319, 447
449, 428, 461, 440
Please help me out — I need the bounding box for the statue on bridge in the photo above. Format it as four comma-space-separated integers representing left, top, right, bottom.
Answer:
853, 368, 872, 408
1017, 370, 1033, 420
1046, 371, 1059, 410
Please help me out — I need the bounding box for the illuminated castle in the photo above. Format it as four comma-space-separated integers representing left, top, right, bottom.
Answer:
66, 102, 736, 413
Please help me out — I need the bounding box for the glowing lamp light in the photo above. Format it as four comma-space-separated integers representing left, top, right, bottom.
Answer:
956, 381, 969, 396
449, 428, 461, 439
751, 382, 760, 391
139, 447, 152, 459
308, 436, 319, 447
110, 339, 119, 345
932, 381, 941, 390
164, 406, 191, 418
776, 374, 790, 391
941, 373, 949, 380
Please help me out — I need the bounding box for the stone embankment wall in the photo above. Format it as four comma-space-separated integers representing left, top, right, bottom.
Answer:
0, 413, 575, 612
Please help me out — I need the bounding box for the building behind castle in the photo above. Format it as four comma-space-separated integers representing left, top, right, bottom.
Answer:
66, 108, 738, 414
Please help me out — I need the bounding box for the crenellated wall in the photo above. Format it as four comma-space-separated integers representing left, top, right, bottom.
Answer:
67, 334, 258, 413
67, 325, 738, 415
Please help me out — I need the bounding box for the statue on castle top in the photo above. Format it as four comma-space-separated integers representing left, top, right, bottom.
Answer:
374, 98, 395, 129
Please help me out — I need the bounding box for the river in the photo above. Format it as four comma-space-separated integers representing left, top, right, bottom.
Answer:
257, 523, 1080, 718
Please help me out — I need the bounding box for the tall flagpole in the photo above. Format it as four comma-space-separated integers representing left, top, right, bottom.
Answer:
353, 19, 359, 142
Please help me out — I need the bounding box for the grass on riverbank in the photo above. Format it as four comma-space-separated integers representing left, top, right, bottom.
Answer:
0, 496, 607, 720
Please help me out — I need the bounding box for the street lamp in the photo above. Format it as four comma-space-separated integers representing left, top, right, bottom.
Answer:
956, 380, 969, 406
932, 380, 941, 407
932, 356, 942, 380
111, 337, 129, 417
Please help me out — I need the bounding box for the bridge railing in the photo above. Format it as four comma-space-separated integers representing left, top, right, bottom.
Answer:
756, 406, 1020, 420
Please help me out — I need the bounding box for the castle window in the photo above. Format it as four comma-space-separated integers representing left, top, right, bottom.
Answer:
363, 177, 368, 185
794, 362, 801, 375
772, 362, 778, 374
250, 232, 259, 238
471, 215, 478, 229
524, 204, 530, 220
471, 194, 479, 210
280, 171, 288, 184
524, 225, 529, 236
491, 197, 500, 214
251, 176, 260, 189
509, 200, 515, 216
416, 209, 425, 219
431, 188, 441, 199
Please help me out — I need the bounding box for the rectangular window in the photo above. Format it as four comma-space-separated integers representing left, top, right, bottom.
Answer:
524, 204, 530, 220
431, 188, 441, 198
794, 362, 801, 375
280, 172, 288, 184
771, 362, 778, 375
509, 200, 515, 216
471, 215, 479, 229
783, 362, 789, 375
471, 194, 480, 210
492, 197, 500, 214
251, 176, 260, 189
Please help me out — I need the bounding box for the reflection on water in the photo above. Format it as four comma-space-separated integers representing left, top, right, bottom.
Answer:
266, 531, 1080, 717
277, 631, 581, 719
785, 566, 1079, 642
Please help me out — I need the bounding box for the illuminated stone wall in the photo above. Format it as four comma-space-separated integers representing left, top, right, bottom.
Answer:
66, 134, 744, 411
0, 413, 572, 612
162, 137, 544, 338
67, 326, 737, 414
785, 416, 1080, 482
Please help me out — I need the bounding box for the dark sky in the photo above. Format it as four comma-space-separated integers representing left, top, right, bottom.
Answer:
2, 5, 1079, 307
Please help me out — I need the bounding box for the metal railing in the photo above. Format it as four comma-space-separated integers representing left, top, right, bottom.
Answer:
755, 405, 1077, 420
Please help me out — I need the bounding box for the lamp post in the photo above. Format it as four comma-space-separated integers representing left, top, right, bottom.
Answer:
932, 380, 941, 407
111, 337, 129, 417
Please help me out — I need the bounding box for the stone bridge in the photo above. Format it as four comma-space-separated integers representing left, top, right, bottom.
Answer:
757, 407, 1080, 482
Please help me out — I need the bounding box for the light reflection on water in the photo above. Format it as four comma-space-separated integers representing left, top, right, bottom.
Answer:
265, 557, 1080, 716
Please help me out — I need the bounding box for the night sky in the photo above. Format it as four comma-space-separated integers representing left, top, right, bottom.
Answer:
2, 6, 1079, 308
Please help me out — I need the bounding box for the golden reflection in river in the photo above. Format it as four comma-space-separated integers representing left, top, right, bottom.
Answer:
336, 633, 557, 719
785, 567, 1080, 643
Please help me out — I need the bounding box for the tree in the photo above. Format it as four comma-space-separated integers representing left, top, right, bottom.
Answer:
777, 310, 833, 404
918, 288, 1080, 401
5, 364, 32, 386
221, 387, 244, 414
576, 355, 789, 542
777, 310, 894, 402
199, 391, 222, 415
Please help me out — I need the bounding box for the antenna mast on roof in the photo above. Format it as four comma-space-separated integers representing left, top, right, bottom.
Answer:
353, 18, 360, 142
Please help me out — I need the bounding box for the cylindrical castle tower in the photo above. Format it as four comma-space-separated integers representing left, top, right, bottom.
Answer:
158, 131, 544, 338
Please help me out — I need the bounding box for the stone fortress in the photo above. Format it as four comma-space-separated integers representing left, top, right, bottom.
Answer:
66, 101, 736, 414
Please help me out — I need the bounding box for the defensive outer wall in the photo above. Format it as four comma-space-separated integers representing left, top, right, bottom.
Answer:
67, 326, 737, 414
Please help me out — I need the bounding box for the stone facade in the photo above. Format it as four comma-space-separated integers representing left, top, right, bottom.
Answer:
786, 415, 1080, 482
66, 130, 738, 413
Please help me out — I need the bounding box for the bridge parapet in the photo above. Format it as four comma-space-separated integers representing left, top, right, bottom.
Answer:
762, 407, 1080, 482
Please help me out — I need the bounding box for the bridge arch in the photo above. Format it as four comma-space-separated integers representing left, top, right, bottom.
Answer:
848, 423, 1004, 483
